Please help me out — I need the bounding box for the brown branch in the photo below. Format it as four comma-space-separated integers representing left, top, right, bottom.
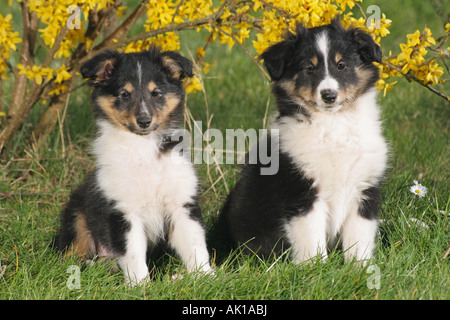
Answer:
214, 25, 270, 80
7, 0, 34, 119
0, 18, 68, 155
171, 0, 185, 24
42, 26, 69, 68
384, 61, 450, 101
354, 2, 367, 20
0, 0, 34, 154
84, 0, 232, 63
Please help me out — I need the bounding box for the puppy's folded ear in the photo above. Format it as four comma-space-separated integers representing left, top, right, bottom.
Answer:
161, 51, 194, 80
260, 23, 305, 81
348, 28, 382, 64
260, 40, 291, 81
81, 50, 121, 86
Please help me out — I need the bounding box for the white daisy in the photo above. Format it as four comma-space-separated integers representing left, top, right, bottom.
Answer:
409, 180, 427, 197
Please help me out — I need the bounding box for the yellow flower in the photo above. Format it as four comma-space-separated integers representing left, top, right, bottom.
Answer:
397, 43, 413, 63
407, 30, 421, 47
376, 79, 397, 97
336, 0, 360, 11
0, 14, 22, 52
54, 65, 71, 84
423, 27, 436, 46
376, 14, 391, 37
17, 64, 53, 85
48, 84, 68, 96
196, 47, 205, 58
0, 13, 22, 79
186, 76, 202, 94
445, 23, 450, 32
425, 62, 444, 85
124, 40, 145, 53
201, 61, 215, 74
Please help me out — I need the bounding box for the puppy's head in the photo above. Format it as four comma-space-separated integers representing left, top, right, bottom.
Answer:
261, 18, 381, 117
81, 46, 193, 135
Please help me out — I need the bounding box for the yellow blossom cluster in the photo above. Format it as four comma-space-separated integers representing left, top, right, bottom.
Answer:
126, 0, 216, 93
17, 63, 71, 95
252, 0, 392, 55
17, 0, 115, 95
377, 26, 447, 96
28, 0, 111, 57
0, 14, 22, 80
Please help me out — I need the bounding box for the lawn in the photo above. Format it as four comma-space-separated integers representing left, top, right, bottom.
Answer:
0, 1, 449, 300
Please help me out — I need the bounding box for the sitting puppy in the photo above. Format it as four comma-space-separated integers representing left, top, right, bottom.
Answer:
218, 18, 388, 264
54, 47, 212, 285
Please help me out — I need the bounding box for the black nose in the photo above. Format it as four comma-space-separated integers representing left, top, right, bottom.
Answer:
137, 115, 151, 129
320, 90, 338, 104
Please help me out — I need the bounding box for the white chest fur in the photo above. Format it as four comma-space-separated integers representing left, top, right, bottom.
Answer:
92, 121, 198, 241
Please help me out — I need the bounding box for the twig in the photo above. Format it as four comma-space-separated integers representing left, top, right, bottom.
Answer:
441, 246, 450, 260
185, 106, 229, 194
354, 2, 367, 21
214, 25, 270, 80
94, 0, 151, 51
42, 25, 69, 68
171, 0, 185, 24
262, 95, 271, 129
85, 0, 232, 63
384, 62, 450, 101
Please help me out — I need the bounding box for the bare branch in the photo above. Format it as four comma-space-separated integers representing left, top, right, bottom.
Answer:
214, 25, 271, 80
384, 61, 450, 101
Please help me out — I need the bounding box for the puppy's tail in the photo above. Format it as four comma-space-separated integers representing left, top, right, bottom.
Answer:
50, 207, 77, 253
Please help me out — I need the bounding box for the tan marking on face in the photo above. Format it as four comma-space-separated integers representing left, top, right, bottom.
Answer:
311, 56, 318, 66
148, 81, 156, 92
124, 82, 134, 92
280, 78, 318, 113
280, 78, 296, 95
151, 93, 181, 130
335, 53, 343, 64
296, 86, 318, 113
97, 96, 132, 131
64, 212, 95, 260
335, 66, 375, 112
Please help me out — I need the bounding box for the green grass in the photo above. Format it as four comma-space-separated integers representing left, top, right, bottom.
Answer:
1, 1, 449, 300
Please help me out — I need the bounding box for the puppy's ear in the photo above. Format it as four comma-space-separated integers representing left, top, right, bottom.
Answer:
348, 28, 382, 63
161, 51, 194, 80
81, 50, 120, 86
260, 24, 305, 81
330, 15, 345, 32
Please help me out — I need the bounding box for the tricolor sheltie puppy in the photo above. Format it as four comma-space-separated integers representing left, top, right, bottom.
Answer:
218, 18, 388, 264
54, 47, 212, 285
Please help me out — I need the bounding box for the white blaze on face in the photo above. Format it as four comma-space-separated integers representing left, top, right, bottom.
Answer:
315, 32, 340, 110
137, 61, 142, 86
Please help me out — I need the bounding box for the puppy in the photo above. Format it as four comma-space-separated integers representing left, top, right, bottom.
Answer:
54, 47, 212, 285
218, 18, 388, 264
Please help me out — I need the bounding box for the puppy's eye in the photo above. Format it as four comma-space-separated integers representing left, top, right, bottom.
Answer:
151, 90, 162, 98
306, 65, 316, 73
337, 61, 346, 70
120, 91, 130, 99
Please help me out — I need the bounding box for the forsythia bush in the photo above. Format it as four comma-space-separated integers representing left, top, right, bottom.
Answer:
0, 0, 448, 154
